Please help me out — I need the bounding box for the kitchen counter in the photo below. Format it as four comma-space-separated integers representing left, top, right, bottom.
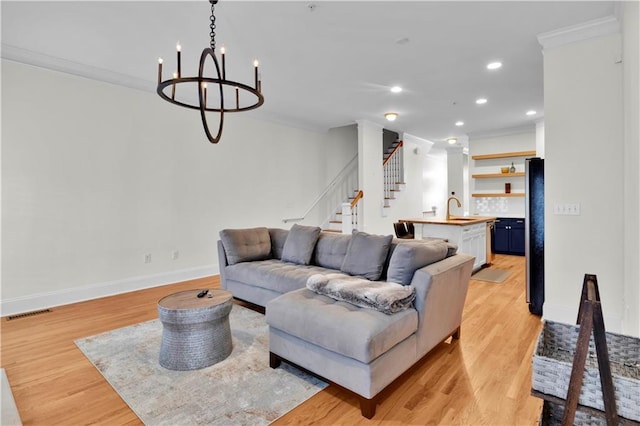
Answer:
400, 216, 496, 271
400, 216, 496, 226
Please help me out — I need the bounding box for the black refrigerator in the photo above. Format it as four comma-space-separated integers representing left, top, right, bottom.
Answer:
525, 157, 544, 315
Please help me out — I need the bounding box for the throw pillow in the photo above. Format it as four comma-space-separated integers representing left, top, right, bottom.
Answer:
281, 224, 322, 265
386, 241, 449, 285
219, 227, 271, 265
340, 230, 393, 281
268, 228, 289, 259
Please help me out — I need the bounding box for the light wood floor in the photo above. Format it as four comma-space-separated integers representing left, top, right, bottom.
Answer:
1, 254, 543, 425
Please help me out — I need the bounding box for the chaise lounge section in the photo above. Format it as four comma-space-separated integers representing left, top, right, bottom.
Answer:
217, 225, 475, 418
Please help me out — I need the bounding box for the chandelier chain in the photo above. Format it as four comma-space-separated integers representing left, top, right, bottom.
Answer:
209, 0, 217, 51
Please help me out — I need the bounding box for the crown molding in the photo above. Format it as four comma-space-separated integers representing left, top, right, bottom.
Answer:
468, 123, 535, 140
1, 43, 154, 93
537, 15, 621, 51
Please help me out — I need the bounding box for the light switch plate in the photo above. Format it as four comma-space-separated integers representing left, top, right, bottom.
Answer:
554, 203, 581, 215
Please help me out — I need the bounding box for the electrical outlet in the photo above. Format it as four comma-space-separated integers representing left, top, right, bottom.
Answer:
171, 250, 179, 260
144, 253, 152, 264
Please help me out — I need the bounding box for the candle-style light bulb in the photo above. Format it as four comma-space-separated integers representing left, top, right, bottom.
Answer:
157, 57, 163, 83
253, 60, 259, 88
220, 46, 226, 80
176, 42, 182, 78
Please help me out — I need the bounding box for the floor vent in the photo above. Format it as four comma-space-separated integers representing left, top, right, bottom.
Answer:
7, 309, 52, 321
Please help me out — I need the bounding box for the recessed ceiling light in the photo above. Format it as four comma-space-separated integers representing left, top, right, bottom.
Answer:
447, 138, 458, 145
384, 112, 398, 121
390, 86, 402, 93
526, 110, 537, 116
487, 61, 502, 70
476, 98, 488, 105
455, 121, 464, 126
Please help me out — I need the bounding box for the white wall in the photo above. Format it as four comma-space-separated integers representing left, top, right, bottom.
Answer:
1, 60, 353, 314
446, 147, 465, 217
421, 149, 448, 218
542, 33, 626, 332
356, 120, 386, 234
355, 124, 442, 236
386, 134, 437, 227
469, 130, 536, 218
622, 1, 640, 336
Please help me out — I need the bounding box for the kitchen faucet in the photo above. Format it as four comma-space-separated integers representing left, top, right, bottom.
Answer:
446, 196, 462, 220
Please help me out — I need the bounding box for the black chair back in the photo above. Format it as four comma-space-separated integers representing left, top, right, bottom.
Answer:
393, 222, 414, 239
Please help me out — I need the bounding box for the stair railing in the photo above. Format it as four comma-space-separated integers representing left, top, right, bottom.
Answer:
283, 154, 358, 224
341, 190, 364, 233
383, 141, 404, 202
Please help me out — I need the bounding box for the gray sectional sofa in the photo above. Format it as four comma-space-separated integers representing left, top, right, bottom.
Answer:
217, 225, 475, 418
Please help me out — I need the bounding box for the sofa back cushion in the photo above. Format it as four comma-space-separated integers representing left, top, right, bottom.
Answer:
219, 227, 271, 265
386, 241, 450, 285
313, 232, 351, 270
268, 228, 289, 259
340, 230, 393, 281
281, 224, 322, 265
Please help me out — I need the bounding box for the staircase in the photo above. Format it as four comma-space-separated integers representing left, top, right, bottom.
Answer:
283, 155, 361, 234
383, 140, 406, 210
323, 189, 363, 233
284, 140, 405, 232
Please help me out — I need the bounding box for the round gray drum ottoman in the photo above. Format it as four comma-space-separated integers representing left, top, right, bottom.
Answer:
157, 289, 233, 371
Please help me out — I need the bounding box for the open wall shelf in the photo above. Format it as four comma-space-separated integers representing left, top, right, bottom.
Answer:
472, 172, 525, 178
472, 193, 525, 197
471, 150, 536, 160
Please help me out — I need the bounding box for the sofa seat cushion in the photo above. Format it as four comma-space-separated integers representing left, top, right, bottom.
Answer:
266, 288, 418, 364
225, 260, 340, 295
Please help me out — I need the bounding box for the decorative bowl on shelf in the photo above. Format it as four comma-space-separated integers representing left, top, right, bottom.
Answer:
501, 167, 510, 174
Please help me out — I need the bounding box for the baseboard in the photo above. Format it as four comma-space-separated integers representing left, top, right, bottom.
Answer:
0, 265, 218, 317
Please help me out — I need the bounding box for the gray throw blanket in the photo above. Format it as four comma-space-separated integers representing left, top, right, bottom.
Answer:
306, 273, 416, 314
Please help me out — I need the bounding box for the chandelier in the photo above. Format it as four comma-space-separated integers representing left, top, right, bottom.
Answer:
156, 0, 264, 144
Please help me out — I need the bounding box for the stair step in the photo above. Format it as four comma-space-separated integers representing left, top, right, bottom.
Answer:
385, 197, 396, 200
396, 182, 406, 185
329, 220, 342, 224
323, 229, 342, 233
390, 189, 401, 192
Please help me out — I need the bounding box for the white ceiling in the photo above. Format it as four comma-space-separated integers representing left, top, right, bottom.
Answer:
1, 1, 616, 147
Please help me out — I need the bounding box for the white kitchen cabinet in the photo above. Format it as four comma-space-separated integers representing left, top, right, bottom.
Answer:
419, 222, 487, 271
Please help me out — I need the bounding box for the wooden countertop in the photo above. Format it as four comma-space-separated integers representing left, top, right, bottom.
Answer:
400, 216, 497, 226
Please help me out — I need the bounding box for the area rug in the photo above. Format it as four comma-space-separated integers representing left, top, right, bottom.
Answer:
75, 305, 327, 425
471, 268, 511, 283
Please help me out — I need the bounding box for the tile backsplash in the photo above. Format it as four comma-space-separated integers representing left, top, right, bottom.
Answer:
474, 197, 525, 218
